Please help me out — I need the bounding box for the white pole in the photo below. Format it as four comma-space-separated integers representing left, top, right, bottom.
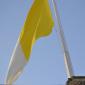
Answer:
52, 0, 74, 78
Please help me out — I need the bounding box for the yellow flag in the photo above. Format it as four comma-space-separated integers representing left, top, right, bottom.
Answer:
20, 0, 54, 60
6, 0, 54, 84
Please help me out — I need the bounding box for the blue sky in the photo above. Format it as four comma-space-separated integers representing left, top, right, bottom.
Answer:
0, 0, 85, 85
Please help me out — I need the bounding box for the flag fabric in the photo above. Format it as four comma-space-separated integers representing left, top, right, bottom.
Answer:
5, 0, 54, 84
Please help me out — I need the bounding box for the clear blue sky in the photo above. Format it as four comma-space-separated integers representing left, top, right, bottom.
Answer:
0, 0, 85, 84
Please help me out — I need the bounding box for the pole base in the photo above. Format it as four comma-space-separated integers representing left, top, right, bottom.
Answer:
66, 76, 85, 85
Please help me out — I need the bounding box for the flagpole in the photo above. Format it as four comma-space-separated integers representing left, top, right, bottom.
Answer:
52, 0, 74, 78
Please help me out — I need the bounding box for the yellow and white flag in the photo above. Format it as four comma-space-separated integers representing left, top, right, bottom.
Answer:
5, 0, 54, 84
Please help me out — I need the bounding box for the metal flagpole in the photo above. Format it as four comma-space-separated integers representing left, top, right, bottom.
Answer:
52, 1, 85, 85
52, 0, 74, 78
